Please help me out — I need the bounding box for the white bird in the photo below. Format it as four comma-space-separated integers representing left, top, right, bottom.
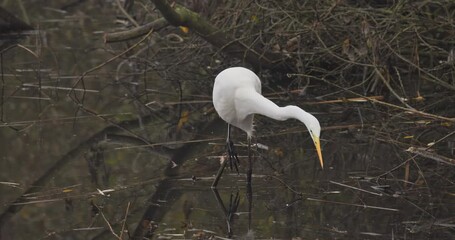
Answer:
212, 67, 324, 187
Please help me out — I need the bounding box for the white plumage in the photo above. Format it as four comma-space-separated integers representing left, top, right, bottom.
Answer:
212, 67, 324, 168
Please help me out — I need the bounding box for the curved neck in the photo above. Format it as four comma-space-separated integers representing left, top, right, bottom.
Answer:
235, 90, 316, 132
278, 105, 313, 124
278, 105, 315, 127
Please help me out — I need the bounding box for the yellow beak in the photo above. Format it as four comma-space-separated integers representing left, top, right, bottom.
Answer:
312, 136, 324, 169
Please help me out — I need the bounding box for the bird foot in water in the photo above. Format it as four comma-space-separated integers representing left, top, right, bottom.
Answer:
227, 140, 240, 173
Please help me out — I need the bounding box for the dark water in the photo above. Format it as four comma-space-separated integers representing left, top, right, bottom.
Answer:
1, 1, 455, 240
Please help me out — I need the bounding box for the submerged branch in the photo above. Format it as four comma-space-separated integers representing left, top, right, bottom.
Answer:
0, 114, 172, 228
406, 147, 455, 166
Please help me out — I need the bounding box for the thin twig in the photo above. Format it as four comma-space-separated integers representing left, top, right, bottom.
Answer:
329, 180, 383, 196
306, 198, 399, 212
119, 202, 131, 239
98, 204, 121, 239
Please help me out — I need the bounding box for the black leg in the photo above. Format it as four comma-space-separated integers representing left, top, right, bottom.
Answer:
227, 189, 240, 237
212, 157, 227, 188
212, 124, 240, 188
226, 124, 240, 173
246, 177, 253, 230
246, 137, 253, 230
227, 140, 240, 173
246, 137, 252, 186
211, 188, 240, 238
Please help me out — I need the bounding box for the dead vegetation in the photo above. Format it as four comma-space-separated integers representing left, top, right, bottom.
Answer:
1, 0, 455, 239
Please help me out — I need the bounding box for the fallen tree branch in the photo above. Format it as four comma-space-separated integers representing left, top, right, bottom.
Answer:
150, 0, 287, 70
104, 18, 168, 43
406, 147, 455, 166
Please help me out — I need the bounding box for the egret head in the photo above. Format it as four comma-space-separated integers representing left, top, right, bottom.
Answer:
305, 114, 324, 169
283, 105, 324, 169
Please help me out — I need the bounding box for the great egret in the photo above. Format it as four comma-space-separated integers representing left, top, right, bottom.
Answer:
211, 67, 323, 188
